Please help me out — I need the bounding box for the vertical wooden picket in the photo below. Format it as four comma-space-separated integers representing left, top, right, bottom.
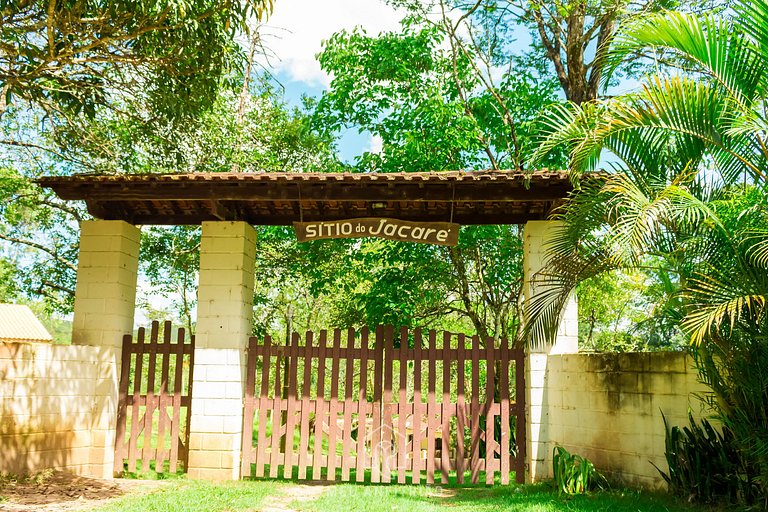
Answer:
500, 337, 510, 485
470, 334, 481, 484
341, 328, 355, 481
326, 329, 342, 480
411, 328, 423, 485
426, 330, 437, 484
485, 337, 496, 485
397, 326, 408, 485
355, 327, 370, 483
254, 336, 272, 477
455, 333, 466, 484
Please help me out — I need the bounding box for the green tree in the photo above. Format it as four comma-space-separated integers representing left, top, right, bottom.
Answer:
1, 0, 272, 121
530, 0, 768, 502
315, 22, 563, 171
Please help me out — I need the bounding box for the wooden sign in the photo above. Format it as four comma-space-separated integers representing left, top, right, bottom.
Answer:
294, 218, 460, 246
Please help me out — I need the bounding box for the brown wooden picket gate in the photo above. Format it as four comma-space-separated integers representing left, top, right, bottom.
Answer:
114, 320, 195, 475
241, 325, 525, 484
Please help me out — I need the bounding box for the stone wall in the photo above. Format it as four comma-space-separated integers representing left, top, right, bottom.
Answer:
527, 351, 709, 488
0, 342, 119, 477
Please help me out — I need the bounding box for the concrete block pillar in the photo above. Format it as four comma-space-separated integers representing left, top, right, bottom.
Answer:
72, 220, 141, 348
71, 219, 140, 478
188, 221, 256, 481
523, 220, 579, 483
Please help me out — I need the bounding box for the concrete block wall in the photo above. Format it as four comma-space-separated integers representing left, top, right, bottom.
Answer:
0, 342, 119, 477
527, 351, 709, 489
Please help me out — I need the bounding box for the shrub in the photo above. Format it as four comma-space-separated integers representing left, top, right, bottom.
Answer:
657, 412, 760, 505
552, 445, 608, 495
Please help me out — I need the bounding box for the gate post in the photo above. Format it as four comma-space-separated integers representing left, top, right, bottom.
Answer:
71, 219, 140, 478
522, 220, 579, 483
187, 221, 256, 481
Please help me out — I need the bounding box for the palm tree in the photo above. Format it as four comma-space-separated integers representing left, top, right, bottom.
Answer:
528, 0, 768, 502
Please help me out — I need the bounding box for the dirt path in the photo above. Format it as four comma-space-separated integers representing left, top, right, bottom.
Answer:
258, 483, 327, 512
0, 472, 167, 512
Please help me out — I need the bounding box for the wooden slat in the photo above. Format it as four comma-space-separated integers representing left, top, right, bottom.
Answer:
355, 327, 369, 483
515, 351, 526, 484
500, 337, 510, 484
182, 334, 195, 469
297, 330, 314, 479
113, 334, 133, 474
456, 333, 466, 484
312, 330, 327, 480
155, 322, 172, 473
127, 327, 145, 473
485, 336, 496, 485
397, 326, 408, 484
326, 329, 342, 481
426, 329, 437, 484
470, 334, 480, 484
283, 331, 300, 479
441, 331, 451, 484
169, 327, 185, 473
241, 336, 259, 477
269, 338, 286, 478
381, 325, 394, 484
255, 336, 273, 478
411, 328, 423, 485
370, 326, 384, 483
142, 322, 159, 471
342, 328, 356, 481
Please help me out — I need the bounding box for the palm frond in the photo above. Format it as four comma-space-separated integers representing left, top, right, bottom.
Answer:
607, 76, 763, 184
735, 0, 768, 77
682, 272, 768, 346
605, 11, 763, 107
532, 101, 608, 174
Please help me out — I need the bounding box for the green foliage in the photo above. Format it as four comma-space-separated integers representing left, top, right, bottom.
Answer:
252, 225, 525, 342
0, 0, 272, 122
139, 227, 201, 332
552, 446, 608, 495
528, 0, 768, 505
577, 269, 685, 351
0, 165, 81, 314
314, 21, 565, 171
657, 412, 760, 504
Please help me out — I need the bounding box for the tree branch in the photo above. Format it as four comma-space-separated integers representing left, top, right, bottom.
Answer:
0, 233, 78, 272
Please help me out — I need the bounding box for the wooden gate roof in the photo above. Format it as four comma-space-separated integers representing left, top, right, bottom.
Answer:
38, 171, 579, 225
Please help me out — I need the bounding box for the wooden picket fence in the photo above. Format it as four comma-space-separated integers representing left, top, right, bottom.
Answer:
114, 320, 195, 475
241, 325, 525, 485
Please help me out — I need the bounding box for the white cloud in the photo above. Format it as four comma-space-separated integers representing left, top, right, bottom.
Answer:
259, 0, 405, 87
366, 133, 384, 154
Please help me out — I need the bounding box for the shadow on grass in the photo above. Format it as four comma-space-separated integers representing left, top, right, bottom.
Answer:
244, 463, 514, 487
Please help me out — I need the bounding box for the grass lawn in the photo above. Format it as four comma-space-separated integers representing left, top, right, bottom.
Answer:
295, 482, 703, 512
92, 478, 707, 512
92, 479, 290, 512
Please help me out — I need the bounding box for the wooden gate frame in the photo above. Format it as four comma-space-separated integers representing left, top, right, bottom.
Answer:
114, 320, 195, 475
241, 325, 525, 484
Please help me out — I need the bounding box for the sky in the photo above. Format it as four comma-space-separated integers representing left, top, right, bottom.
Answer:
257, 0, 407, 162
